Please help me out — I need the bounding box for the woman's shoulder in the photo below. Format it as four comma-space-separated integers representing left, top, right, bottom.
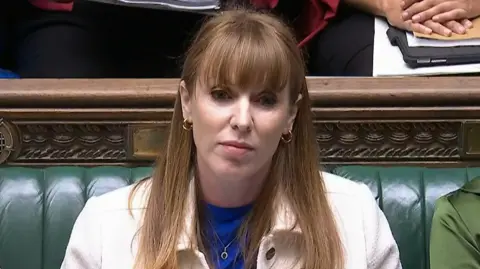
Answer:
438, 178, 480, 208
319, 171, 402, 268
320, 171, 379, 218
85, 179, 151, 214
61, 180, 151, 268
434, 177, 480, 223
459, 177, 480, 196
321, 171, 373, 198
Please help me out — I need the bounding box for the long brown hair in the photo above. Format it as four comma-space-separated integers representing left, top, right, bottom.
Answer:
130, 8, 344, 269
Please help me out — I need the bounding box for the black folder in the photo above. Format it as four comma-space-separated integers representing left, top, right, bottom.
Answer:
387, 26, 480, 68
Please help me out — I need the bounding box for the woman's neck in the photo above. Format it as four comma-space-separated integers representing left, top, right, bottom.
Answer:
195, 163, 270, 208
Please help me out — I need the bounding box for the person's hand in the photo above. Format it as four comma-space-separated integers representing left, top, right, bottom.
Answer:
383, 0, 435, 34
381, 0, 473, 36
401, 0, 480, 31
413, 18, 472, 36
382, 0, 457, 35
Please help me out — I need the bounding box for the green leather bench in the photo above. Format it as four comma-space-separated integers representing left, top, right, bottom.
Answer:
0, 166, 476, 269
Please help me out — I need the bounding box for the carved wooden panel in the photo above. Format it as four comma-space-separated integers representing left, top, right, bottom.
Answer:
0, 119, 474, 165
316, 122, 460, 161
14, 123, 127, 162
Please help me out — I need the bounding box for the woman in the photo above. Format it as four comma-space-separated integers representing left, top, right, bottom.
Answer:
430, 178, 480, 269
61, 9, 402, 269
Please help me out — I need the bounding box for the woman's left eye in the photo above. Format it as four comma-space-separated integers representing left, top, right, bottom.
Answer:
257, 94, 277, 107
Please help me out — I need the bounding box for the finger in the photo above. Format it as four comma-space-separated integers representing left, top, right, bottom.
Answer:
443, 20, 466, 34
423, 20, 452, 36
410, 22, 433, 34
402, 19, 414, 32
431, 8, 468, 22
401, 0, 419, 9
402, 0, 434, 20
461, 19, 473, 28
411, 2, 455, 22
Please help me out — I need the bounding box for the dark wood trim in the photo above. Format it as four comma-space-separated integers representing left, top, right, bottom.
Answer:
1, 109, 173, 120
0, 79, 177, 107
2, 77, 480, 107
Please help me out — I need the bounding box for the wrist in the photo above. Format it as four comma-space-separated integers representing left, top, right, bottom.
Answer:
345, 0, 388, 16
472, 2, 480, 18
378, 0, 390, 17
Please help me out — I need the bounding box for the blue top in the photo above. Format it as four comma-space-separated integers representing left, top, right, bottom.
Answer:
203, 203, 253, 269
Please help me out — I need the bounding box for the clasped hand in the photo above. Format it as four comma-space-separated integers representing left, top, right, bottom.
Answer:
383, 0, 480, 36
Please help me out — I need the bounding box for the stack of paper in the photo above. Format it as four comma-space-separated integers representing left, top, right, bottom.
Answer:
87, 0, 220, 13
407, 32, 480, 47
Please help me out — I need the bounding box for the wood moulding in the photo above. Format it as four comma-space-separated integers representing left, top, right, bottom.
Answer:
1, 77, 480, 166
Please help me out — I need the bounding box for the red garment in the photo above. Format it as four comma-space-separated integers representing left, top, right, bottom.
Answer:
250, 0, 340, 47
29, 0, 338, 47
29, 0, 73, 11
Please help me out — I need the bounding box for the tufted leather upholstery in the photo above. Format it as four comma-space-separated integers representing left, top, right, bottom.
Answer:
333, 166, 479, 269
0, 166, 153, 269
0, 165, 476, 269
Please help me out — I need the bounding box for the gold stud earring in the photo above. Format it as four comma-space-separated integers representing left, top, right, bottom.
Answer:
281, 130, 293, 143
182, 119, 193, 131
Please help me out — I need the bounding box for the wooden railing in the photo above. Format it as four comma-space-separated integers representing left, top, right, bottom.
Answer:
1, 77, 480, 166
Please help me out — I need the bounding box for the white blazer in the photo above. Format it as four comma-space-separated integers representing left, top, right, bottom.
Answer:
61, 172, 402, 269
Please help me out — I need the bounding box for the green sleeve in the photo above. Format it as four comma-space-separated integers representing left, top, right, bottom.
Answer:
429, 196, 480, 269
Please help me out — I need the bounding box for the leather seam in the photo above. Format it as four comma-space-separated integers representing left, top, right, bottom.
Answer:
420, 169, 427, 269
41, 168, 46, 269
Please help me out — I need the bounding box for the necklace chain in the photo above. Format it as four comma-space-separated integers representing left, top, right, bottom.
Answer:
207, 219, 237, 260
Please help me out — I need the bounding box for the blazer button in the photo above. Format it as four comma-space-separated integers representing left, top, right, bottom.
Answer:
265, 247, 276, 260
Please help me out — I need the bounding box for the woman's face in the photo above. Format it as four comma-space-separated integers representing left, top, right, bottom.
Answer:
180, 80, 299, 182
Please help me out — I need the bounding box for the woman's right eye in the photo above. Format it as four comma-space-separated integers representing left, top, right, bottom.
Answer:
211, 89, 231, 101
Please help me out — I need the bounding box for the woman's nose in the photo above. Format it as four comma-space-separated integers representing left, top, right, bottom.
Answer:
230, 99, 253, 132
